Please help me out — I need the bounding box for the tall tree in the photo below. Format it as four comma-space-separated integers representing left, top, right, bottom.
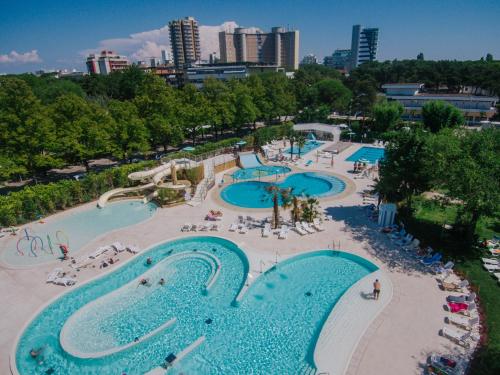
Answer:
202, 78, 235, 139
372, 101, 404, 133
421, 100, 464, 133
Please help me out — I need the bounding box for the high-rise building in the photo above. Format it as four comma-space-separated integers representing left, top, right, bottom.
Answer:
169, 16, 201, 69
350, 25, 379, 70
219, 27, 299, 70
324, 49, 351, 70
86, 51, 129, 75
161, 50, 170, 64
301, 54, 318, 65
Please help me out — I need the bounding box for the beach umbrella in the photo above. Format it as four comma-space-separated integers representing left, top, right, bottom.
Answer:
236, 140, 247, 146
182, 146, 195, 152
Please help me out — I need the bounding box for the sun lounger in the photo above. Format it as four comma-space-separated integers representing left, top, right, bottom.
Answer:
441, 326, 474, 348
395, 234, 413, 246
89, 246, 111, 259
293, 222, 307, 236
487, 248, 500, 256
262, 223, 271, 238
181, 223, 190, 232
434, 261, 454, 274
441, 278, 469, 292
312, 218, 325, 231
483, 263, 500, 272
189, 224, 197, 232
52, 277, 76, 286
447, 292, 476, 304
210, 223, 219, 231
46, 268, 63, 283
324, 215, 333, 221
447, 315, 479, 330
127, 245, 141, 254
229, 223, 238, 232
403, 238, 420, 252
278, 225, 288, 239
421, 253, 442, 266
301, 221, 316, 234
239, 225, 248, 234
429, 354, 463, 374
111, 242, 127, 253
448, 301, 477, 314
198, 223, 208, 231
482, 258, 499, 265
389, 228, 406, 239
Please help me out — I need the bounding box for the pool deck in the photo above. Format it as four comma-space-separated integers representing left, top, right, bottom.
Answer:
0, 141, 476, 375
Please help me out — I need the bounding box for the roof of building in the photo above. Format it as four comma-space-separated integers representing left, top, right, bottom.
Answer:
293, 123, 342, 134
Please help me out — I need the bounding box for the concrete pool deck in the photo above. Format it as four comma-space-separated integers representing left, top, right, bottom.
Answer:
0, 141, 475, 374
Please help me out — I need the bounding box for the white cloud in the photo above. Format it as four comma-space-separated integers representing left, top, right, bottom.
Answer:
81, 21, 260, 62
0, 50, 42, 64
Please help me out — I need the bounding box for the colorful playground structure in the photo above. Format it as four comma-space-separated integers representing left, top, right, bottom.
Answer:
97, 159, 195, 208
16, 228, 70, 259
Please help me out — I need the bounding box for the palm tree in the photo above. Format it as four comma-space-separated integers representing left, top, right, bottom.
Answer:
296, 135, 306, 159
291, 195, 302, 223
265, 186, 291, 229
301, 196, 320, 223
286, 129, 297, 156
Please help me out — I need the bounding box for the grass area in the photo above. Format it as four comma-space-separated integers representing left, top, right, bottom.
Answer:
400, 196, 500, 375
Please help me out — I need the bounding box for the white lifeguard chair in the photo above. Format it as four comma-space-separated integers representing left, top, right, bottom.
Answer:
378, 203, 397, 227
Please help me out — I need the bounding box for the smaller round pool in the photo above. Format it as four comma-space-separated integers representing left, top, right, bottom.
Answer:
220, 172, 346, 208
231, 165, 291, 180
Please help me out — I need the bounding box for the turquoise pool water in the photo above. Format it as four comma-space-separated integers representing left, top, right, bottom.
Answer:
220, 172, 346, 208
2, 201, 157, 267
346, 146, 385, 164
15, 236, 376, 374
231, 165, 291, 180
285, 140, 323, 155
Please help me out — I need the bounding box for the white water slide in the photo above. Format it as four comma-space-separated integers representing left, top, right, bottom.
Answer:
97, 160, 195, 208
238, 152, 262, 168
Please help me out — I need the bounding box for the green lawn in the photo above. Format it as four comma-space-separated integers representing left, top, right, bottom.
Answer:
401, 197, 499, 374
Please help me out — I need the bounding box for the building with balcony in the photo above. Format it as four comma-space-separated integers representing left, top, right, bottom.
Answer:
382, 83, 498, 124
219, 26, 299, 70
169, 16, 201, 69
86, 51, 129, 75
324, 49, 351, 70
350, 25, 378, 70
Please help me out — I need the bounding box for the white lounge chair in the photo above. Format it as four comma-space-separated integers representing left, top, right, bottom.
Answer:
239, 225, 248, 234
262, 223, 271, 238
229, 223, 238, 232
434, 261, 455, 275
312, 218, 325, 231
447, 315, 479, 331
181, 223, 190, 232
441, 278, 469, 292
210, 223, 219, 231
111, 242, 127, 253
198, 223, 208, 232
89, 246, 110, 259
301, 221, 316, 234
447, 292, 476, 304
441, 326, 474, 348
190, 224, 198, 232
403, 238, 420, 252
53, 277, 76, 286
324, 215, 333, 221
293, 222, 307, 236
46, 268, 63, 283
483, 263, 500, 272
482, 258, 499, 265
278, 225, 288, 239
127, 245, 141, 254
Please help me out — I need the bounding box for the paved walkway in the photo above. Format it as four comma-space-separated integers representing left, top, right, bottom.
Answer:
0, 142, 473, 375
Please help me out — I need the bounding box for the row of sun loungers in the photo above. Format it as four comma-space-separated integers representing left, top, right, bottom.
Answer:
46, 268, 76, 286
70, 242, 139, 270
181, 223, 220, 232
292, 220, 325, 236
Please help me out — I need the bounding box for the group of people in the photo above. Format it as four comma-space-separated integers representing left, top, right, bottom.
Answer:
138, 257, 166, 287
99, 257, 118, 269
353, 161, 368, 173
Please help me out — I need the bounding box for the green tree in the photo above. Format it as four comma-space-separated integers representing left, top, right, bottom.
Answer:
422, 100, 464, 133
301, 197, 321, 223
232, 82, 258, 134
309, 79, 352, 112
202, 78, 235, 139
261, 73, 296, 123
181, 84, 209, 145
296, 135, 306, 159
265, 185, 291, 229
372, 101, 404, 133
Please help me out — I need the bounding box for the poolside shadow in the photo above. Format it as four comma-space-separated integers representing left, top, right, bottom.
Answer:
324, 204, 434, 275
360, 291, 375, 300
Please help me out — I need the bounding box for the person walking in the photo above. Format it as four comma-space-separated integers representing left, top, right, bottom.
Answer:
373, 279, 381, 300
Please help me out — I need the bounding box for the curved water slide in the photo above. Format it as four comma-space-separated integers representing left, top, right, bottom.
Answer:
238, 152, 264, 169
98, 160, 194, 208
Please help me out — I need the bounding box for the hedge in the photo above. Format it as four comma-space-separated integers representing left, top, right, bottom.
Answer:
0, 161, 156, 227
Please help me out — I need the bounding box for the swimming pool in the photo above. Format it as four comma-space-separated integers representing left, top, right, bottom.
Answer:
231, 165, 291, 180
221, 172, 346, 208
1, 200, 157, 267
345, 146, 385, 164
285, 140, 323, 155
14, 236, 377, 374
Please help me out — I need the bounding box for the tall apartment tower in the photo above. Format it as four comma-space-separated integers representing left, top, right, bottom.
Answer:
219, 27, 299, 70
350, 25, 379, 70
168, 16, 201, 69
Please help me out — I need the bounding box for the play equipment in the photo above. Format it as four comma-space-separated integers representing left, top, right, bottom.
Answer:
16, 228, 70, 258
238, 152, 263, 169
97, 160, 195, 208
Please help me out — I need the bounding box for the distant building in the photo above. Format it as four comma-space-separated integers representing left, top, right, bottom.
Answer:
169, 16, 201, 69
219, 26, 299, 70
324, 49, 351, 70
382, 83, 499, 124
301, 54, 318, 65
161, 50, 170, 64
209, 52, 219, 64
350, 25, 378, 70
185, 63, 285, 88
86, 51, 129, 75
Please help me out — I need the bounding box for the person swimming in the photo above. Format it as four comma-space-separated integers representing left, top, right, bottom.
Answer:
146, 257, 152, 265
159, 278, 165, 286
139, 278, 150, 286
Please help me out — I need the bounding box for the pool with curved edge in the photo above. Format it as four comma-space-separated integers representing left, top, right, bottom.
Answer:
231, 165, 291, 180
14, 236, 377, 375
220, 172, 346, 208
1, 200, 157, 267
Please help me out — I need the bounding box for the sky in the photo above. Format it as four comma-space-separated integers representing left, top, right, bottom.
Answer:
1, 0, 500, 74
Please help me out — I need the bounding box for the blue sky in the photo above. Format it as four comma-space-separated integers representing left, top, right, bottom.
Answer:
1, 0, 500, 73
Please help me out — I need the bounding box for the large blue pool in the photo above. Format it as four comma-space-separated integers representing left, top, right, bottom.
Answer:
2, 201, 157, 267
221, 172, 346, 208
285, 140, 323, 155
231, 165, 291, 181
15, 236, 377, 374
345, 146, 385, 164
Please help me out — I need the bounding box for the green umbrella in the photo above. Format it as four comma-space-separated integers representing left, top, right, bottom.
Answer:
236, 140, 247, 146
182, 146, 195, 152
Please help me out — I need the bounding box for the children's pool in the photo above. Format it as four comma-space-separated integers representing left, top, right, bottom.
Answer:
14, 236, 377, 375
1, 200, 157, 267
231, 165, 291, 180
220, 172, 346, 208
345, 146, 385, 164
285, 140, 323, 156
